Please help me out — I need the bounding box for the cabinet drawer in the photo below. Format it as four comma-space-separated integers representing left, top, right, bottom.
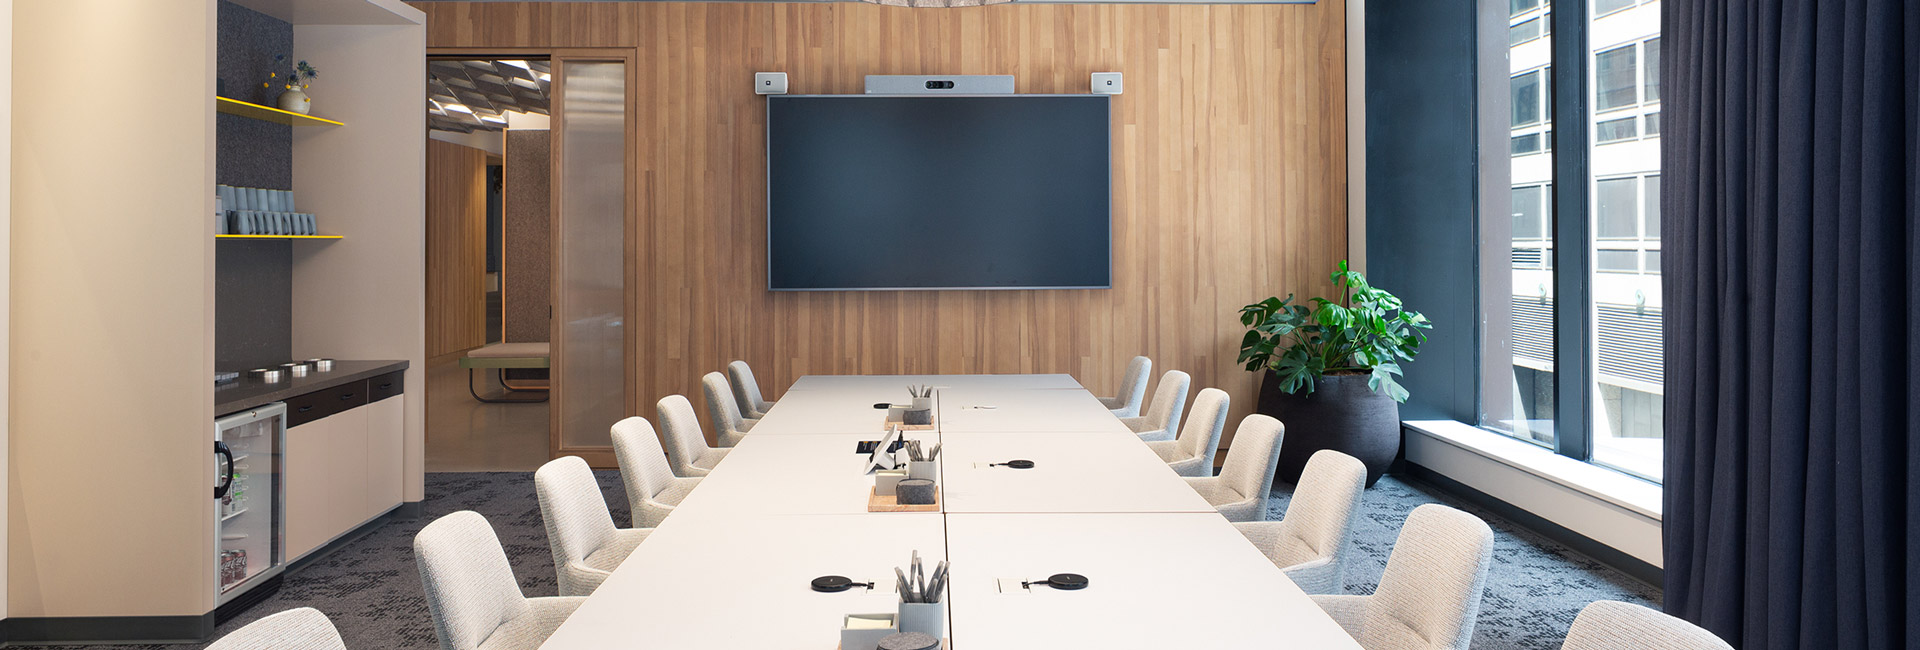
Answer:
368, 370, 405, 404
285, 380, 370, 427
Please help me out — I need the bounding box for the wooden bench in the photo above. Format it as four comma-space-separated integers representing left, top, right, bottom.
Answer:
459, 342, 550, 403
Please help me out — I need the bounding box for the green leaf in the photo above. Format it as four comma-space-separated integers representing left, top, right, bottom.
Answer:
1235, 263, 1428, 401
1382, 377, 1411, 403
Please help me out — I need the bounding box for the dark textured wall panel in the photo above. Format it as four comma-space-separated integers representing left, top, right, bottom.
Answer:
215, 0, 294, 371
215, 0, 293, 189
1363, 0, 1479, 422
216, 241, 295, 371
503, 130, 550, 343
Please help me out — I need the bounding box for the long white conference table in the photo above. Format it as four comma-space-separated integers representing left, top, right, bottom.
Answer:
541, 374, 1362, 649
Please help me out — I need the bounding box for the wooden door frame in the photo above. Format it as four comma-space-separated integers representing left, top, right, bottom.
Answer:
545, 48, 638, 469
427, 47, 636, 469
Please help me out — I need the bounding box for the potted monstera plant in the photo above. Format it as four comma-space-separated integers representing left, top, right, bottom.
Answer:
1238, 261, 1430, 487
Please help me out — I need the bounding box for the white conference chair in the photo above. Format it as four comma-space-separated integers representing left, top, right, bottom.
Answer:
702, 371, 756, 447
1120, 369, 1190, 442
1232, 449, 1367, 594
1182, 414, 1284, 521
1097, 355, 1152, 417
657, 394, 730, 477
726, 360, 776, 419
206, 607, 344, 650
1310, 504, 1494, 650
610, 416, 703, 528
1144, 387, 1229, 477
415, 511, 584, 650
1561, 601, 1733, 650
535, 456, 653, 597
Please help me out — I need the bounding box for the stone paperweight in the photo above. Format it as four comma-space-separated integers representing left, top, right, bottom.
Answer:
896, 479, 936, 505
877, 631, 940, 650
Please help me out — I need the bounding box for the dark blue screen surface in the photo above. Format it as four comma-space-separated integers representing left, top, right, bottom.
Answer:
767, 95, 1111, 290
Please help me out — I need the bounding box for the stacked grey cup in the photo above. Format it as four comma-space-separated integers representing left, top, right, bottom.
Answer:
216, 185, 318, 236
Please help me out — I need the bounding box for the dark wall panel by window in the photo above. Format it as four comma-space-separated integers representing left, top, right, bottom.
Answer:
214, 0, 294, 371
1365, 0, 1479, 422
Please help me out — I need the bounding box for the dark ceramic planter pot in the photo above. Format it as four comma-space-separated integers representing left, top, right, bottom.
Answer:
1257, 370, 1399, 488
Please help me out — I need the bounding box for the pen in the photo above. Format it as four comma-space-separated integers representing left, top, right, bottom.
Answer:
911, 552, 923, 598
927, 561, 948, 602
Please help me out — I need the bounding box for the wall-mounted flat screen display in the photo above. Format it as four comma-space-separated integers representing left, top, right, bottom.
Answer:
767, 95, 1111, 290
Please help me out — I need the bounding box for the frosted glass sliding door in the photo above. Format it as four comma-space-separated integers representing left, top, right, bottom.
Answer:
553, 59, 629, 450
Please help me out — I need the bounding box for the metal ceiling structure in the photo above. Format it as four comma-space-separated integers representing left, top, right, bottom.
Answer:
428, 59, 551, 133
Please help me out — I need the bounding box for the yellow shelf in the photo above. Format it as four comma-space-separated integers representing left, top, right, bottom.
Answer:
216, 96, 344, 127
216, 234, 343, 240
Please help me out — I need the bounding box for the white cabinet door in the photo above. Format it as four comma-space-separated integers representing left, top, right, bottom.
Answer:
366, 396, 406, 518
326, 406, 370, 535
284, 416, 332, 560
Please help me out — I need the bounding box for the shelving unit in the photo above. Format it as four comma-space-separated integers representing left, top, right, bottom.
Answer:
215, 234, 344, 241
216, 96, 344, 127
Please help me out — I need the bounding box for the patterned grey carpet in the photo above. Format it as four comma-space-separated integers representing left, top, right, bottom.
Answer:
23, 472, 1656, 650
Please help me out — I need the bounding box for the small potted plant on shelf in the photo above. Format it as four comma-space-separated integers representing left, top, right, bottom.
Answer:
267, 54, 320, 114
1237, 260, 1430, 487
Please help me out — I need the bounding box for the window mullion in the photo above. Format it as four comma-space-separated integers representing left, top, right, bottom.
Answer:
1549, 0, 1592, 461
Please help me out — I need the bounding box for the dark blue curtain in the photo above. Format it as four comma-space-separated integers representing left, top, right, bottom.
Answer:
1663, 1, 1919, 649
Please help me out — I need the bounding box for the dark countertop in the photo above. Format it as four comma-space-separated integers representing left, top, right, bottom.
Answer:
216, 359, 409, 417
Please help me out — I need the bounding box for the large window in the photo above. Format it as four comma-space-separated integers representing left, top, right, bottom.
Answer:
1487, 0, 1558, 446
1482, 0, 1663, 482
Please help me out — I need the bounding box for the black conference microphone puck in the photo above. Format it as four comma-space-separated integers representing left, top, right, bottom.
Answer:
811, 575, 864, 593
1024, 573, 1089, 590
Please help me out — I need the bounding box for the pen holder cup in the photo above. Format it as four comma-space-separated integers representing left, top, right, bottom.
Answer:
841, 613, 899, 650
907, 460, 938, 481
911, 396, 934, 411
874, 469, 908, 497
903, 408, 933, 426
897, 600, 946, 639
887, 405, 907, 422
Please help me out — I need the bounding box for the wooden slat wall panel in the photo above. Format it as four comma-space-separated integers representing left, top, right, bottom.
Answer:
426, 138, 489, 357
416, 1, 1347, 447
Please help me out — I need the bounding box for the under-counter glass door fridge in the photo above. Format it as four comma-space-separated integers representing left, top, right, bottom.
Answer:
214, 403, 286, 619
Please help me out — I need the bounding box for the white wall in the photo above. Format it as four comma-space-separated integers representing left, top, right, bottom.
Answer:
10, 0, 216, 617
0, 0, 13, 624
429, 129, 503, 156
1404, 421, 1664, 567
1345, 0, 1365, 272
289, 12, 428, 504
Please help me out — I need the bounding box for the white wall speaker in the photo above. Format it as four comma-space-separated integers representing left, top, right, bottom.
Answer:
1091, 72, 1123, 95
755, 72, 788, 95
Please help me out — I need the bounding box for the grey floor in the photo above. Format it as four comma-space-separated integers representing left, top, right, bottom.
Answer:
21, 471, 1657, 650
424, 354, 549, 473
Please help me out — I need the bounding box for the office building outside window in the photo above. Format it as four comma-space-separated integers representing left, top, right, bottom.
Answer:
1586, 2, 1662, 480
1486, 0, 1663, 482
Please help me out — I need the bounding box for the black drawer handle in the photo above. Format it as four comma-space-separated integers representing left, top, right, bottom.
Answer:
298, 405, 314, 413
378, 383, 393, 390
339, 393, 356, 400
